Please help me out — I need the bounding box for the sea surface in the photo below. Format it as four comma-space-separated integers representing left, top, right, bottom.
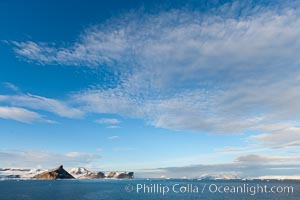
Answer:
0, 179, 299, 200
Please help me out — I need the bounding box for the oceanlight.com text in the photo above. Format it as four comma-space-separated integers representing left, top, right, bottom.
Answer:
125, 183, 294, 196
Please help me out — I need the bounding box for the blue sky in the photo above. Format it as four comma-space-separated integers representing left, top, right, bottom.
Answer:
1, 0, 300, 178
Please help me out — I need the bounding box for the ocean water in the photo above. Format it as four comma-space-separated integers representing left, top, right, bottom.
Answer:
0, 179, 299, 200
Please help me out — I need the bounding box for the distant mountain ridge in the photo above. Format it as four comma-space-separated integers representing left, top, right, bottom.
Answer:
68, 167, 134, 179
0, 165, 134, 180
0, 168, 46, 179
198, 174, 241, 180
69, 167, 91, 178
105, 171, 134, 179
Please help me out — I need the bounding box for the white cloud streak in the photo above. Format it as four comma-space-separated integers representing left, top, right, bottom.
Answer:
0, 94, 84, 119
0, 106, 47, 123
95, 118, 121, 125
252, 126, 300, 148
0, 149, 102, 169
107, 136, 120, 140
2, 82, 19, 92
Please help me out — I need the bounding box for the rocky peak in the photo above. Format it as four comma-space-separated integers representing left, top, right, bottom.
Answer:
33, 165, 74, 180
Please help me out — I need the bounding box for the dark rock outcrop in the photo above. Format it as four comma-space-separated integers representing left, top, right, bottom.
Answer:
116, 172, 134, 179
80, 172, 105, 179
5, 175, 21, 179
106, 171, 134, 179
33, 165, 74, 180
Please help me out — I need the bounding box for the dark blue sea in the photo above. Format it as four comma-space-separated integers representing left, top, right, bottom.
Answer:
0, 179, 299, 200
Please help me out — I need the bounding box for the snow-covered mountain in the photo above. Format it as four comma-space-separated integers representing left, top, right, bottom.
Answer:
68, 167, 91, 178
198, 174, 241, 180
69, 167, 134, 179
0, 168, 46, 180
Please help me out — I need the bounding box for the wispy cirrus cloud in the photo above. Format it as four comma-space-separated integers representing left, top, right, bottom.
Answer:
95, 118, 121, 125
2, 82, 19, 92
0, 106, 52, 123
11, 28, 128, 66
0, 93, 84, 119
9, 2, 300, 135
0, 149, 102, 168
95, 118, 122, 128
107, 136, 120, 140
252, 126, 300, 148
